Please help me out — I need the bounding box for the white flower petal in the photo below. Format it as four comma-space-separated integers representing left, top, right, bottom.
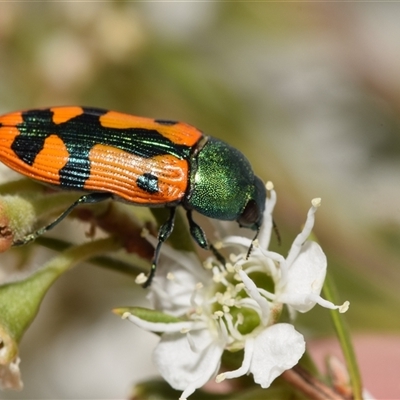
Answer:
250, 323, 305, 388
148, 252, 211, 317
126, 191, 341, 399
221, 235, 252, 249
236, 268, 270, 324
153, 328, 224, 399
277, 241, 327, 312
216, 337, 254, 382
286, 201, 319, 266
258, 184, 276, 249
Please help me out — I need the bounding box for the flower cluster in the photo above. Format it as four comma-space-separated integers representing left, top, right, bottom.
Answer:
121, 182, 349, 399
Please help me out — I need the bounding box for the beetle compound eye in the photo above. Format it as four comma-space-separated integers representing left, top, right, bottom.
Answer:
238, 199, 259, 228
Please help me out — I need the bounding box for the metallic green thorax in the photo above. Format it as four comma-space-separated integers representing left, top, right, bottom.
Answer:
185, 137, 266, 230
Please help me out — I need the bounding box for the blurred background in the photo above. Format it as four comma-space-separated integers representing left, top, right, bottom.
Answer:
1, 2, 400, 399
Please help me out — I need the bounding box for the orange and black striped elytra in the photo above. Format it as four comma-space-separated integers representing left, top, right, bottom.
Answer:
0, 106, 266, 286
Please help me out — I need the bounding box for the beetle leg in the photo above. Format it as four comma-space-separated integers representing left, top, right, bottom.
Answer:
12, 192, 113, 246
186, 210, 208, 249
209, 243, 226, 267
143, 207, 176, 288
186, 210, 226, 267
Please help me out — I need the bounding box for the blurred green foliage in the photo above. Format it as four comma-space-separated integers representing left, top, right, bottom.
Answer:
1, 2, 400, 398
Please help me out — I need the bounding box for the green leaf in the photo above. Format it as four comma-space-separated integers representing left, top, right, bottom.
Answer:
113, 307, 183, 324
0, 237, 120, 365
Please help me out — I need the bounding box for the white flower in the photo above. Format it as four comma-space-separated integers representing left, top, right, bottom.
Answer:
123, 182, 348, 399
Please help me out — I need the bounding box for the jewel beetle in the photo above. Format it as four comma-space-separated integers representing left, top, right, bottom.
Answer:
0, 106, 266, 286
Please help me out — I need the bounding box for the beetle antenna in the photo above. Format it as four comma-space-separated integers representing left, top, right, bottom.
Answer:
246, 227, 260, 260
246, 219, 281, 260
273, 219, 281, 246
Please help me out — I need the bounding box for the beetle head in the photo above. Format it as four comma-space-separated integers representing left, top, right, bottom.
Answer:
187, 137, 266, 231
236, 175, 266, 231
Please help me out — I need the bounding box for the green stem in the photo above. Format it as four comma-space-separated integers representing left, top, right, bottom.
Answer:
323, 272, 363, 400
36, 236, 147, 278
0, 237, 121, 346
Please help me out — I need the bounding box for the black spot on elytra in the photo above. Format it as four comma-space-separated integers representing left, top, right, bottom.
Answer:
11, 109, 54, 165
137, 173, 159, 194
155, 119, 178, 126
